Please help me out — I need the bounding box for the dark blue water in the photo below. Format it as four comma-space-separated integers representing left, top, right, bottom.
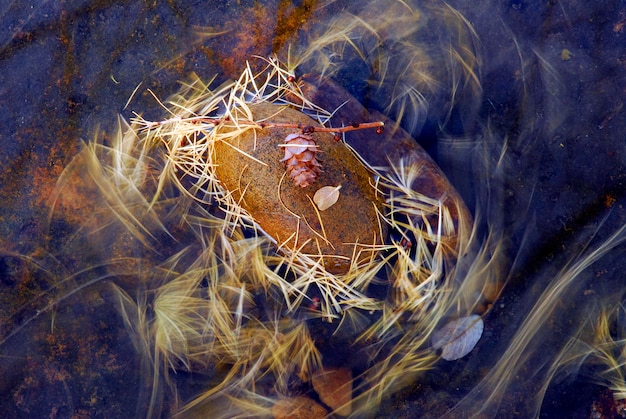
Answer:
1, 0, 625, 417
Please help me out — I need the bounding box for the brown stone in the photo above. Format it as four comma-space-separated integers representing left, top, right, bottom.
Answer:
298, 74, 473, 254
272, 396, 328, 419
213, 103, 386, 274
311, 367, 353, 416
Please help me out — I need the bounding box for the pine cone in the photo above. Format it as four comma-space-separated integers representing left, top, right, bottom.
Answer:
280, 133, 322, 187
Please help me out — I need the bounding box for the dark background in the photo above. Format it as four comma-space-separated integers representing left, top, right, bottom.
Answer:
1, 0, 625, 417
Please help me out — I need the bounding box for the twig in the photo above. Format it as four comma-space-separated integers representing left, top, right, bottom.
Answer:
135, 114, 385, 138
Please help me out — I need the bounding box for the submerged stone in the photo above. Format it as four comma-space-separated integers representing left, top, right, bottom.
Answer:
214, 103, 386, 274
272, 396, 328, 419
312, 367, 353, 416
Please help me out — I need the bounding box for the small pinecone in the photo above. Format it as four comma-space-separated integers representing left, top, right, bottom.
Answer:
280, 133, 322, 187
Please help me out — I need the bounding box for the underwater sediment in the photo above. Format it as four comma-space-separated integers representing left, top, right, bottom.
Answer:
1, 0, 625, 417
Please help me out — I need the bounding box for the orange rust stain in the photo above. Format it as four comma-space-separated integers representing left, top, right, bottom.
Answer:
203, 1, 318, 77
272, 0, 318, 53
212, 4, 276, 77
604, 194, 617, 208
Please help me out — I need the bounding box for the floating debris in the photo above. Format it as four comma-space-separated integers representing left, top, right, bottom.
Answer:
124, 56, 474, 416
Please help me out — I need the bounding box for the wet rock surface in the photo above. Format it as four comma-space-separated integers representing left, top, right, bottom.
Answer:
311, 367, 353, 416
272, 396, 328, 419
214, 103, 386, 273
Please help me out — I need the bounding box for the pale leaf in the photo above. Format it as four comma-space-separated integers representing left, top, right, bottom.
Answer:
313, 185, 341, 211
431, 314, 484, 361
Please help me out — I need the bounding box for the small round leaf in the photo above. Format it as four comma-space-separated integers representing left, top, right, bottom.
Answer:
314, 185, 342, 211
431, 314, 484, 361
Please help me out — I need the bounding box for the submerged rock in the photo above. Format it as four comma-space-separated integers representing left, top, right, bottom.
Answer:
214, 103, 386, 274
272, 396, 328, 419
312, 367, 353, 416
